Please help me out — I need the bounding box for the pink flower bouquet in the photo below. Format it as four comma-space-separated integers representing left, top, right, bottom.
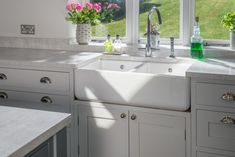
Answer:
66, 1, 120, 25
66, 2, 102, 25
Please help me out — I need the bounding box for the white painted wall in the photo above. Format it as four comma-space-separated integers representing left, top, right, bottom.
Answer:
0, 0, 72, 39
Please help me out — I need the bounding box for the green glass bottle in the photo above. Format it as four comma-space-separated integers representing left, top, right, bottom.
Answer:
191, 17, 203, 59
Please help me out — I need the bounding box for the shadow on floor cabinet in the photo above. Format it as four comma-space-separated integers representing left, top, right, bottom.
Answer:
77, 101, 191, 157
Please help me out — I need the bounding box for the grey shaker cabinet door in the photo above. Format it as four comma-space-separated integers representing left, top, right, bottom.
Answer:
78, 106, 129, 157
130, 111, 186, 157
57, 128, 67, 157
25, 128, 67, 157
25, 138, 53, 157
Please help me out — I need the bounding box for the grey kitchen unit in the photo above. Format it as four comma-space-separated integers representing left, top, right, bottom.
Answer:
26, 128, 67, 157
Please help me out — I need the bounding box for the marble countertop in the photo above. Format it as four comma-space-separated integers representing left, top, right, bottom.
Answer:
0, 47, 102, 70
0, 47, 235, 80
186, 58, 235, 81
0, 106, 71, 157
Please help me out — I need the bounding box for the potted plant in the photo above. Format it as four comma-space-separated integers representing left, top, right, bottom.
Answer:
222, 12, 235, 50
66, 2, 120, 45
66, 2, 102, 44
144, 24, 160, 48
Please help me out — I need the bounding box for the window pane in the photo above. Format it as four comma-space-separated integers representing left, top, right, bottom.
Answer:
139, 0, 180, 38
196, 0, 235, 40
91, 0, 126, 37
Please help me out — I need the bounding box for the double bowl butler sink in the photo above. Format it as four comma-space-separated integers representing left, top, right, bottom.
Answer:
75, 57, 193, 111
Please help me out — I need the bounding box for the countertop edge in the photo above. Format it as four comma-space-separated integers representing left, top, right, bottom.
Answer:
186, 71, 235, 81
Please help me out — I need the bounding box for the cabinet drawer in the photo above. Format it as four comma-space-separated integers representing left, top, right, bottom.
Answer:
0, 90, 70, 112
195, 83, 235, 108
197, 110, 235, 152
197, 151, 231, 157
0, 68, 69, 94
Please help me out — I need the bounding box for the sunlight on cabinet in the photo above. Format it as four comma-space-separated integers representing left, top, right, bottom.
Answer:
90, 103, 115, 129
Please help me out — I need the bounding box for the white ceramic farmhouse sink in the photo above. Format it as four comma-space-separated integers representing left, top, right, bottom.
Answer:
135, 62, 191, 76
75, 58, 193, 111
80, 59, 144, 72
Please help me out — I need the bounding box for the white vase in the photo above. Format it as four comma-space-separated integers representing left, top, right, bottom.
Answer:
230, 32, 235, 50
76, 24, 91, 45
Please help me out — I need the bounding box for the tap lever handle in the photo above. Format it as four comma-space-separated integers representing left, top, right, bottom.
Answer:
170, 37, 174, 51
169, 37, 175, 58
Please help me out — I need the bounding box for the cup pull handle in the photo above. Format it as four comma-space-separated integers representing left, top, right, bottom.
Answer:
41, 96, 53, 104
0, 92, 8, 99
221, 116, 235, 124
40, 77, 52, 84
0, 73, 7, 80
221, 92, 235, 102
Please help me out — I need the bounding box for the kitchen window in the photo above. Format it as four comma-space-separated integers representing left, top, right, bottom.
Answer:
195, 0, 235, 44
137, 0, 189, 45
139, 0, 180, 39
90, 0, 126, 38
79, 0, 232, 46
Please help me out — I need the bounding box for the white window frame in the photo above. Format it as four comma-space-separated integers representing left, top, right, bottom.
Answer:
137, 0, 191, 46
190, 0, 229, 46
80, 0, 229, 46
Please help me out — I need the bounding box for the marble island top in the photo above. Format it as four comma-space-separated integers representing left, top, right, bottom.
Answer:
0, 106, 71, 157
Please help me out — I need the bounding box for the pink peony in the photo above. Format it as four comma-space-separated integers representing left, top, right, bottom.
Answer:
85, 2, 93, 10
76, 3, 83, 11
66, 2, 83, 12
71, 3, 78, 9
93, 3, 101, 12
66, 4, 73, 11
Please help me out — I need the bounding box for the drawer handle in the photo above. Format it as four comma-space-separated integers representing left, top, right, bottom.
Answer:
221, 92, 235, 102
40, 77, 52, 84
0, 73, 7, 80
120, 113, 126, 119
221, 116, 235, 124
131, 114, 137, 120
41, 96, 53, 104
0, 92, 8, 99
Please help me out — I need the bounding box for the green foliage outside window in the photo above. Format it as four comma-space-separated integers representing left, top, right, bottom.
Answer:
90, 0, 235, 40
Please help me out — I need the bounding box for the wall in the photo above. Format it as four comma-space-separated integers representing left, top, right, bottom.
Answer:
0, 0, 72, 39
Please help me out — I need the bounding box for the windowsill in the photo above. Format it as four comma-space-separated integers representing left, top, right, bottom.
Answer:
69, 41, 235, 51
1, 36, 234, 58
68, 41, 235, 59
203, 45, 235, 51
